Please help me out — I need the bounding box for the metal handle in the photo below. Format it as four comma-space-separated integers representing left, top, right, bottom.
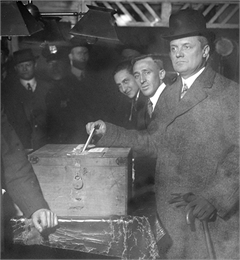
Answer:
73, 176, 83, 190
202, 220, 216, 259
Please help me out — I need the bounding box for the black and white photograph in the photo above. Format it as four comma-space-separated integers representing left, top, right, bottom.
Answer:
1, 1, 239, 259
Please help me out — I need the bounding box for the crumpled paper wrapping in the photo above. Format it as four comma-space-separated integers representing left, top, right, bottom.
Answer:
11, 215, 163, 259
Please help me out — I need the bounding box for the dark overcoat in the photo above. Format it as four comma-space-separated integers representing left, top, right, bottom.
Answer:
1, 111, 49, 218
97, 65, 239, 259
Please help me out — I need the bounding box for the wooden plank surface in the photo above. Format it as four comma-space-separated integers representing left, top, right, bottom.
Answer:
29, 145, 132, 217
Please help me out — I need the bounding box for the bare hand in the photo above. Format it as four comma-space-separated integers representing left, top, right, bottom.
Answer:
31, 208, 58, 233
86, 120, 106, 137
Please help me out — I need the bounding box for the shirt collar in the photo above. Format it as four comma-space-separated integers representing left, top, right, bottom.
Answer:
150, 82, 166, 111
20, 78, 37, 92
182, 67, 205, 88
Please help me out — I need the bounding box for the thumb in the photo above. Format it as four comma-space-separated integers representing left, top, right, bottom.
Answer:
32, 217, 43, 233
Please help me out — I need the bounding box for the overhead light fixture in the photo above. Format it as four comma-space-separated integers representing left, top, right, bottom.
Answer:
70, 5, 122, 44
21, 17, 68, 45
1, 1, 43, 36
18, 2, 71, 46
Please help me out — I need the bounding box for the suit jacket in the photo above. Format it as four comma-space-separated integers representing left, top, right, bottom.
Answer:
130, 91, 148, 130
2, 77, 52, 150
96, 65, 239, 259
1, 110, 49, 218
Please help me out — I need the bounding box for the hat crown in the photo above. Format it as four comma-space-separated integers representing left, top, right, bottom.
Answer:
69, 37, 90, 50
13, 48, 38, 65
169, 9, 206, 36
164, 8, 215, 42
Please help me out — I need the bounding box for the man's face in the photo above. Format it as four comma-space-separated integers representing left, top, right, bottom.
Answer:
69, 46, 89, 70
114, 69, 139, 99
47, 60, 66, 81
15, 60, 35, 80
170, 36, 208, 79
133, 57, 161, 97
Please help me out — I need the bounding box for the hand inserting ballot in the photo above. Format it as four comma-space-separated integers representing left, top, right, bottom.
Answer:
86, 120, 106, 138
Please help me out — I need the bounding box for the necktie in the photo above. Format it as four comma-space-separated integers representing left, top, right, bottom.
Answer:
27, 83, 32, 92
180, 83, 188, 99
129, 100, 134, 121
147, 99, 153, 118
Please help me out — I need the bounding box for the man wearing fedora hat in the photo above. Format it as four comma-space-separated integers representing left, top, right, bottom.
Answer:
85, 8, 239, 259
68, 37, 91, 81
54, 36, 108, 143
2, 48, 52, 151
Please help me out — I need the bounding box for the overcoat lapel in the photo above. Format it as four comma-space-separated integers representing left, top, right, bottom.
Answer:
165, 66, 216, 128
161, 76, 182, 116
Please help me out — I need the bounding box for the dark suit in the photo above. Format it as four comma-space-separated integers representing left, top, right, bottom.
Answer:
106, 90, 147, 130
95, 65, 239, 259
133, 90, 165, 192
1, 110, 49, 218
2, 77, 52, 150
46, 74, 91, 144
128, 91, 148, 130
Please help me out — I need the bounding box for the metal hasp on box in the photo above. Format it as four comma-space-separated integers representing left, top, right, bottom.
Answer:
28, 144, 132, 217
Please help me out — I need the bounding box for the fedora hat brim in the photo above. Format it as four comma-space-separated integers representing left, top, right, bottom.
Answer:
13, 48, 39, 65
163, 30, 215, 42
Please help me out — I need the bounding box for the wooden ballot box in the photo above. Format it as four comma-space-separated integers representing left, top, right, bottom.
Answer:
28, 144, 132, 217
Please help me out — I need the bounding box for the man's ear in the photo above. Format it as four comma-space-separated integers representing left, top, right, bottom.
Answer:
203, 45, 210, 59
159, 69, 166, 80
68, 53, 73, 65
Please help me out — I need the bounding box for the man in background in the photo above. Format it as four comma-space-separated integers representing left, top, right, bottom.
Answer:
132, 54, 167, 130
66, 37, 106, 142
111, 59, 147, 130
130, 54, 167, 198
68, 37, 90, 82
2, 48, 52, 151
43, 46, 84, 144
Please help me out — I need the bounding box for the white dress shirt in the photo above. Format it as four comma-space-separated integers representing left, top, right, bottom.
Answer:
20, 78, 37, 92
149, 82, 166, 111
181, 67, 205, 89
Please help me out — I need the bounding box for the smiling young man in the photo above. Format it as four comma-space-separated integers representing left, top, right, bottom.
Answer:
114, 60, 140, 100
112, 59, 146, 130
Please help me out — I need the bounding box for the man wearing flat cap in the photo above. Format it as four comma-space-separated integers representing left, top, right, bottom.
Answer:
2, 48, 52, 151
85, 8, 239, 259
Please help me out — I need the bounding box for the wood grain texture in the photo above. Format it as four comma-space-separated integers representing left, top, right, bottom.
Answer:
28, 145, 132, 217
